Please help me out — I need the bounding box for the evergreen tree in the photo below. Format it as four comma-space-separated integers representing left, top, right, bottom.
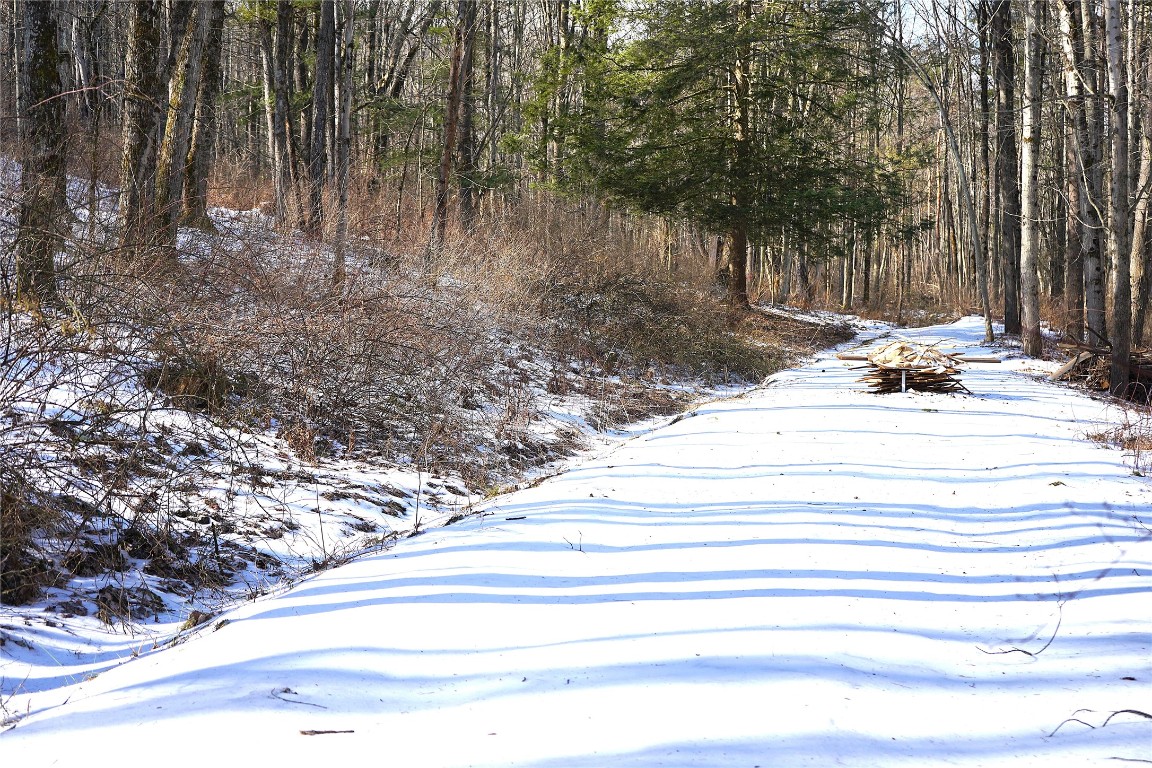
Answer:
550, 0, 899, 312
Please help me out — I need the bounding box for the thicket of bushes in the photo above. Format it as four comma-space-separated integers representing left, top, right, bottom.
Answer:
2, 172, 857, 607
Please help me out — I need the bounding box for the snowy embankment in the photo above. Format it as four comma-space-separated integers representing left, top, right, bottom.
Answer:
2, 316, 1149, 767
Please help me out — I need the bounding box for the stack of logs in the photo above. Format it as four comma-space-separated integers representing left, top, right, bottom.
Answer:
837, 341, 991, 394
1050, 343, 1152, 401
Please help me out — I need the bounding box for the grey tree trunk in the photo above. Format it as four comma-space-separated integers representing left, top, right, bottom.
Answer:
1019, 0, 1044, 357
991, 0, 1021, 335
15, 0, 66, 305
270, 0, 298, 224
1081, 0, 1108, 344
456, 0, 479, 231
430, 0, 469, 261
182, 0, 226, 231
118, 0, 165, 249
726, 0, 752, 314
1103, 0, 1131, 394
307, 0, 336, 235
1064, 112, 1085, 340
155, 1, 211, 246
1130, 14, 1151, 345
332, 0, 354, 288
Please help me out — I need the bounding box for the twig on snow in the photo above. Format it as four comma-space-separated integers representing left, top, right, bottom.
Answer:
1048, 708, 1152, 738
978, 601, 1063, 657
271, 687, 328, 709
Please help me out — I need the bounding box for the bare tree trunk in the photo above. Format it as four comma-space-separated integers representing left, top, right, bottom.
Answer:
1130, 11, 1152, 345
430, 0, 469, 261
1104, 0, 1131, 394
1019, 0, 1044, 356
332, 0, 354, 289
118, 0, 164, 249
991, 0, 1021, 335
270, 0, 298, 224
1081, 0, 1107, 344
155, 1, 211, 246
456, 0, 479, 231
1064, 110, 1085, 340
182, 0, 226, 231
15, 0, 65, 305
726, 0, 752, 314
307, 0, 335, 235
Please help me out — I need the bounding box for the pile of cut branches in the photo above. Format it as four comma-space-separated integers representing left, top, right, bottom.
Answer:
852, 341, 968, 394
1051, 343, 1152, 403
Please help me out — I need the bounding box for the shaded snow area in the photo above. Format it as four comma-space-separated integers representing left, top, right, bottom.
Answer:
3, 316, 1150, 766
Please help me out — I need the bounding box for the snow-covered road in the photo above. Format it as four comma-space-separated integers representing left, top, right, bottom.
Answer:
3, 317, 1150, 767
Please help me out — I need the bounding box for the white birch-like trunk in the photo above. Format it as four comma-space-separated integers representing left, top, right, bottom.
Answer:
1104, 0, 1131, 394
1019, 0, 1043, 356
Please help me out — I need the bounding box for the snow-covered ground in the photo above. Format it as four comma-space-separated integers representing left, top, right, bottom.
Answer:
2, 316, 1149, 766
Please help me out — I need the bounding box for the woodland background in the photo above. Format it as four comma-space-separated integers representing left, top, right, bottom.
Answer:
0, 0, 1150, 606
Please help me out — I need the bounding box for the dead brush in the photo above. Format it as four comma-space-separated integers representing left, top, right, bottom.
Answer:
1086, 403, 1152, 477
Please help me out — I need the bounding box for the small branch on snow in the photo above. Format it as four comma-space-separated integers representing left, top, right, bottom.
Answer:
271, 687, 328, 709
978, 601, 1063, 658
1048, 708, 1152, 738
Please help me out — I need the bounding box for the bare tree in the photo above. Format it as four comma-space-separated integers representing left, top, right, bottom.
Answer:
332, 0, 355, 289
990, 0, 1021, 335
307, 0, 336, 235
15, 0, 66, 305
155, 1, 212, 246
1103, 0, 1130, 393
182, 0, 227, 231
430, 0, 470, 261
1019, 0, 1044, 356
118, 0, 165, 249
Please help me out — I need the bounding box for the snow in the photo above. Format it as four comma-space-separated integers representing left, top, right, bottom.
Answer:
2, 316, 1150, 766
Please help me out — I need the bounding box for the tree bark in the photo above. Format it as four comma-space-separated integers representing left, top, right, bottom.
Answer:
991, 0, 1021, 335
457, 0, 480, 231
1080, 0, 1108, 344
726, 0, 752, 315
307, 0, 336, 235
430, 0, 469, 261
15, 0, 66, 305
271, 0, 298, 224
1019, 0, 1044, 356
182, 0, 226, 231
1103, 0, 1131, 394
118, 0, 165, 249
332, 0, 354, 288
1130, 12, 1151, 345
155, 1, 211, 246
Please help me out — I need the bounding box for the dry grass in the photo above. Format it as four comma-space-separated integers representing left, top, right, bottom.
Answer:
2, 174, 856, 606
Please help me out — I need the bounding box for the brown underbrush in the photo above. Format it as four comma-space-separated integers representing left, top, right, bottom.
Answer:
1, 177, 853, 606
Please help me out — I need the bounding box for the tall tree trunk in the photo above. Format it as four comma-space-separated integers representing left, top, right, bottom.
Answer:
15, 0, 65, 305
1104, 0, 1131, 394
182, 0, 226, 230
307, 0, 335, 235
456, 0, 479, 231
155, 1, 211, 247
726, 0, 752, 314
430, 0, 469, 261
332, 0, 354, 288
1063, 110, 1085, 340
271, 0, 297, 224
991, 0, 1021, 334
118, 0, 165, 249
1130, 13, 1152, 345
1081, 0, 1108, 344
1019, 0, 1044, 356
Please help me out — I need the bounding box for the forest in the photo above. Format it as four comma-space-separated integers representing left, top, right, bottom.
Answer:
1, 0, 1150, 601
